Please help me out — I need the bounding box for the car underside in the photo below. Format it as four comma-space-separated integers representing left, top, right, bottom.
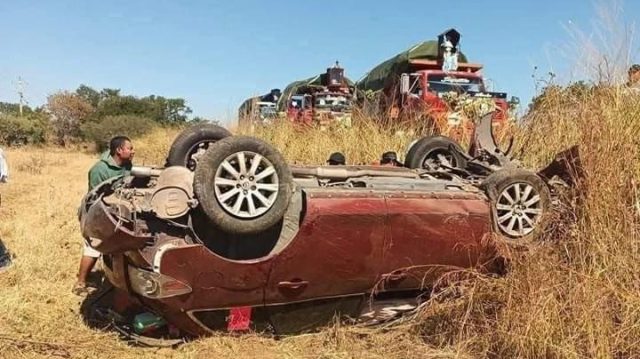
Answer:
79, 113, 580, 343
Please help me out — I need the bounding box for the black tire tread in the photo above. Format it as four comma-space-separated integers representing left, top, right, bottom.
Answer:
404, 135, 466, 170
166, 124, 232, 168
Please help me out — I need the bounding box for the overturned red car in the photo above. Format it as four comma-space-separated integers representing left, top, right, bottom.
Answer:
79, 114, 577, 340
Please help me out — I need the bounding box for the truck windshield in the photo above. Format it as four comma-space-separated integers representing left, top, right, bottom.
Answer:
260, 106, 277, 118
290, 97, 304, 108
426, 75, 484, 94
314, 94, 351, 111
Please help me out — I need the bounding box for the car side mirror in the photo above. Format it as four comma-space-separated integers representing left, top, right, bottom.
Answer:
400, 74, 410, 95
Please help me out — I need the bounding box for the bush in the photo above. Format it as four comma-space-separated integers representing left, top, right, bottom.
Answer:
46, 91, 95, 145
80, 115, 157, 152
0, 114, 49, 145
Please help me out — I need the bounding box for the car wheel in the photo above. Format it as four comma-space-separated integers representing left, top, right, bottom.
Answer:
404, 136, 467, 170
481, 169, 551, 243
193, 136, 293, 235
166, 124, 232, 171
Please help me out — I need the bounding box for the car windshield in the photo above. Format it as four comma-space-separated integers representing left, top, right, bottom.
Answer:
426, 74, 484, 94
314, 94, 351, 111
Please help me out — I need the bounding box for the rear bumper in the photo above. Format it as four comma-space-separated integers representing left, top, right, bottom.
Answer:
103, 243, 274, 337
101, 252, 210, 336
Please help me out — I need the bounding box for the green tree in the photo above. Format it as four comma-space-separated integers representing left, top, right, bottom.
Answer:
93, 95, 153, 120
80, 115, 156, 151
0, 102, 33, 116
164, 97, 192, 123
100, 88, 121, 99
84, 91, 192, 124
0, 112, 49, 145
76, 85, 101, 108
70, 85, 194, 126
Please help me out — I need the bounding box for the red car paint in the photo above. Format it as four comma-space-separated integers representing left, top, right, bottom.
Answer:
91, 170, 497, 337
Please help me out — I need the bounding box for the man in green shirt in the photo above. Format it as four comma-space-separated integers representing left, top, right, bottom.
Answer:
73, 136, 135, 295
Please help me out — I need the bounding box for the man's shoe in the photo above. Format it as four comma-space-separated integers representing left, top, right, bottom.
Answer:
72, 281, 97, 296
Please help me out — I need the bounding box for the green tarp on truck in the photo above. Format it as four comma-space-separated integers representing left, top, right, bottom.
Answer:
355, 40, 468, 94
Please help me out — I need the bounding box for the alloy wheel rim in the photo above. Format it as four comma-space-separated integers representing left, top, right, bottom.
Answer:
213, 151, 279, 218
495, 182, 543, 237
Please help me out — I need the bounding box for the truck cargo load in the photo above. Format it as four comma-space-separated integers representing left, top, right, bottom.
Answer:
356, 40, 469, 94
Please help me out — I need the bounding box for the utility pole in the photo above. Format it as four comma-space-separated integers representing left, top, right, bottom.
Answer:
15, 76, 26, 117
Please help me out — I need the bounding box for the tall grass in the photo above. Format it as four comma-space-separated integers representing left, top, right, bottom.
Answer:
130, 84, 640, 358
1, 86, 639, 358
405, 86, 640, 358
135, 116, 432, 167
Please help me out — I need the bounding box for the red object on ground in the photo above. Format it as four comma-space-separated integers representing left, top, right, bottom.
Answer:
227, 307, 252, 331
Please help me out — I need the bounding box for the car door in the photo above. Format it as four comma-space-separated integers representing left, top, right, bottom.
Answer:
264, 188, 387, 334
380, 189, 492, 292
155, 244, 274, 335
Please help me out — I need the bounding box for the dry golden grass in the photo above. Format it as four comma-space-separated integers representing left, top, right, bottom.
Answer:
1, 84, 640, 358
133, 120, 422, 167
0, 125, 462, 358
235, 119, 420, 165
407, 86, 640, 358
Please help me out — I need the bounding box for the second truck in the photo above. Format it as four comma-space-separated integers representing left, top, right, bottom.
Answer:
277, 62, 355, 127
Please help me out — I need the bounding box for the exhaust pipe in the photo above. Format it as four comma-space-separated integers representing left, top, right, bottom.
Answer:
291, 166, 420, 180
131, 166, 163, 178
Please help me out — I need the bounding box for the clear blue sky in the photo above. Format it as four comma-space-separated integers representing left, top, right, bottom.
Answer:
0, 0, 637, 125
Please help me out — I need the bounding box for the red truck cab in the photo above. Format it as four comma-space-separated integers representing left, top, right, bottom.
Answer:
285, 63, 355, 127
398, 60, 510, 137
287, 94, 313, 125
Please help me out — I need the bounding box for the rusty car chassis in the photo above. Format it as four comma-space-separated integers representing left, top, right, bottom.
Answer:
79, 114, 578, 341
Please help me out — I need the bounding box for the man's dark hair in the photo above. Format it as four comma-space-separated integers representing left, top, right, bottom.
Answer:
380, 151, 403, 166
380, 151, 397, 164
327, 152, 346, 165
109, 136, 131, 156
629, 64, 640, 75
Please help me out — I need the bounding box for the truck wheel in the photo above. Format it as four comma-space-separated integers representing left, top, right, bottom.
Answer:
404, 136, 467, 170
481, 169, 551, 244
166, 124, 232, 171
193, 136, 293, 235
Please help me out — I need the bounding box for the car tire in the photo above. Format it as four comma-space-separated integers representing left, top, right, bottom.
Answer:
193, 136, 293, 235
404, 135, 467, 170
481, 169, 551, 244
166, 124, 232, 170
